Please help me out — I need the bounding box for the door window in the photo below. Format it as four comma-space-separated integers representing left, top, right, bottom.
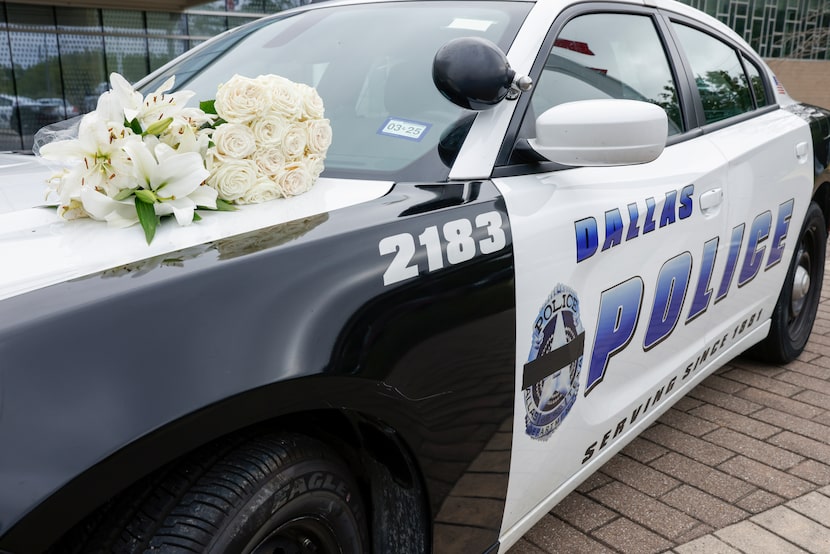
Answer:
671, 23, 753, 124
530, 13, 684, 135
742, 55, 770, 108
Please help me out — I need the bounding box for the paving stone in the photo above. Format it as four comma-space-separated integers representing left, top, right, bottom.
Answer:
788, 491, 830, 527
770, 431, 830, 463
736, 387, 824, 419
661, 485, 749, 527
576, 471, 614, 494
550, 493, 616, 532
701, 374, 748, 394
718, 456, 813, 499
812, 411, 830, 426
722, 367, 802, 397
715, 521, 808, 553
650, 452, 754, 503
620, 437, 667, 464
777, 369, 830, 395
672, 523, 715, 545
591, 518, 673, 554
468, 450, 511, 472
806, 353, 830, 370
659, 409, 720, 437
753, 408, 830, 445
434, 523, 500, 553
792, 389, 830, 411
674, 534, 743, 554
686, 385, 762, 415
702, 427, 803, 470
713, 363, 735, 375
752, 505, 830, 552
599, 455, 680, 497
505, 538, 548, 554
789, 460, 830, 486
784, 359, 830, 380
672, 396, 704, 412
484, 431, 512, 451
735, 489, 784, 513
689, 403, 780, 440
803, 340, 830, 358
731, 357, 788, 376
588, 481, 698, 540
641, 424, 734, 466
523, 515, 615, 554
434, 497, 504, 526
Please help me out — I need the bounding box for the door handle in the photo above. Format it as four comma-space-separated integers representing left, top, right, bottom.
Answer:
796, 141, 809, 163
699, 188, 723, 213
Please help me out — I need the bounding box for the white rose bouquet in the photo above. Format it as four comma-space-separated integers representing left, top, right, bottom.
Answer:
36, 71, 330, 244
205, 74, 332, 204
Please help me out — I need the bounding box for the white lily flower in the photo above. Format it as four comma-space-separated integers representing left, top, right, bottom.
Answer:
135, 76, 197, 132
40, 111, 138, 210
124, 141, 214, 226
80, 186, 139, 228
95, 73, 144, 126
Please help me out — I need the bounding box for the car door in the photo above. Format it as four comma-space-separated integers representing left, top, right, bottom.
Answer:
664, 15, 814, 361
482, 6, 739, 543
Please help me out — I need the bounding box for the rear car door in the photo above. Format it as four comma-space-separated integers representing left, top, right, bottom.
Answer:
484, 6, 739, 541
664, 13, 814, 363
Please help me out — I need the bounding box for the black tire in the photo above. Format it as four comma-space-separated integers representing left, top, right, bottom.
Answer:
751, 201, 826, 363
61, 432, 369, 554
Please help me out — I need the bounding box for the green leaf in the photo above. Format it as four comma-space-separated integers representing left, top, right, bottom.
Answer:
215, 198, 237, 211
135, 197, 158, 244
128, 117, 143, 135
135, 189, 157, 204
114, 188, 136, 201
192, 212, 202, 221
143, 116, 173, 136
200, 99, 217, 115
213, 118, 227, 127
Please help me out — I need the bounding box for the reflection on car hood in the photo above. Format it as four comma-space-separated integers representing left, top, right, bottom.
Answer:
0, 151, 393, 302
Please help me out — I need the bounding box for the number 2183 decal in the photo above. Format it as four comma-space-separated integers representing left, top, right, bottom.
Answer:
379, 211, 507, 286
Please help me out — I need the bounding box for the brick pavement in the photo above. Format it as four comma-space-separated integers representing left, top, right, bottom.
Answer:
509, 264, 830, 553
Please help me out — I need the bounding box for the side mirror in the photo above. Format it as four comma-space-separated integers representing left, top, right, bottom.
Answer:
528, 99, 668, 166
432, 37, 531, 110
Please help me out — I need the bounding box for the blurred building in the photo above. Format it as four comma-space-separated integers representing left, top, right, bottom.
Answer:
0, 0, 310, 150
0, 0, 828, 150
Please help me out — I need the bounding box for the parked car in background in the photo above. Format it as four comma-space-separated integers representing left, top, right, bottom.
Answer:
0, 94, 14, 127
1, 0, 829, 552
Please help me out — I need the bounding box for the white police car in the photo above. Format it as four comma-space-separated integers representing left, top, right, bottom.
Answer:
1, 0, 829, 552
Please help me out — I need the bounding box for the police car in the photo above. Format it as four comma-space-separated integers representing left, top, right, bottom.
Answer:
1, 0, 829, 552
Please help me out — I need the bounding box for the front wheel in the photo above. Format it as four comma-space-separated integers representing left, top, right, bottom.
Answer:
62, 432, 369, 554
752, 201, 826, 363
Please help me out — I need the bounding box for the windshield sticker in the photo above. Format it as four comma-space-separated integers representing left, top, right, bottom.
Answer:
524, 284, 585, 440
447, 18, 494, 32
378, 118, 431, 142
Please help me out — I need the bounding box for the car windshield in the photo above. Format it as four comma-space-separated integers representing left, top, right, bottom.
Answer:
139, 1, 531, 182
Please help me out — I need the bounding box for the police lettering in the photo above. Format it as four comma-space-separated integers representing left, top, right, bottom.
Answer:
585, 199, 794, 395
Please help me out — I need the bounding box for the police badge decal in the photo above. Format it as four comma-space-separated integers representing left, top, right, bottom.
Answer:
523, 284, 585, 440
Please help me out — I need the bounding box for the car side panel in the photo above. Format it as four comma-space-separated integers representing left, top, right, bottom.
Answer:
0, 182, 516, 554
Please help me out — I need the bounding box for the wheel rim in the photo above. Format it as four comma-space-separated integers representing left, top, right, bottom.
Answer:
789, 224, 817, 339
250, 516, 341, 554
